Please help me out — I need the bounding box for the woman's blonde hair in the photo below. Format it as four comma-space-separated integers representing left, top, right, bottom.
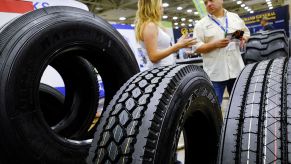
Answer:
135, 0, 162, 42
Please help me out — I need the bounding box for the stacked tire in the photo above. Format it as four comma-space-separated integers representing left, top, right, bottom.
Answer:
243, 30, 289, 64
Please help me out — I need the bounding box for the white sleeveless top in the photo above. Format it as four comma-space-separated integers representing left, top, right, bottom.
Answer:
140, 27, 175, 69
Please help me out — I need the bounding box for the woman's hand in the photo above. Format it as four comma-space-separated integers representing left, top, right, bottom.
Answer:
176, 35, 197, 49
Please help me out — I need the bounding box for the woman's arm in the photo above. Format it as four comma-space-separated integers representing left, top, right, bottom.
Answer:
143, 22, 196, 63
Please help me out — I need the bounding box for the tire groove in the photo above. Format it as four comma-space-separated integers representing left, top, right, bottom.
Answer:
256, 59, 274, 164
235, 63, 259, 164
281, 57, 288, 163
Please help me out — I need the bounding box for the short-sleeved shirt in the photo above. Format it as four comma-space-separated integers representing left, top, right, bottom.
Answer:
194, 9, 250, 81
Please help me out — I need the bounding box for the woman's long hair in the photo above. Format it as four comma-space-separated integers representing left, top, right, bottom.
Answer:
135, 0, 162, 42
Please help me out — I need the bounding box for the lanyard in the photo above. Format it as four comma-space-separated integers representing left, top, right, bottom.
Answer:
208, 15, 228, 37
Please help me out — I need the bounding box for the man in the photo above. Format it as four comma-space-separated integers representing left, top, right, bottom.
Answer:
193, 0, 250, 105
260, 16, 275, 31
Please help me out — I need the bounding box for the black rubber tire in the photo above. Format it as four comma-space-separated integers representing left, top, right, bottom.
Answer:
218, 57, 290, 163
0, 6, 139, 164
87, 65, 223, 164
39, 83, 65, 127
243, 29, 289, 64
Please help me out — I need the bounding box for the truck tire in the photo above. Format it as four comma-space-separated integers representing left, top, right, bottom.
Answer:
218, 57, 290, 163
0, 6, 139, 164
87, 65, 222, 164
243, 30, 288, 64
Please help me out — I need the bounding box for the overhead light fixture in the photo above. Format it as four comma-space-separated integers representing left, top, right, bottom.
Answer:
188, 19, 193, 22
119, 17, 126, 21
181, 18, 186, 21
250, 11, 254, 13
175, 26, 179, 29
131, 24, 135, 27
174, 22, 178, 25
247, 8, 251, 11
173, 16, 178, 20
237, 1, 242, 4
241, 4, 245, 7
244, 6, 249, 10
162, 15, 168, 19
194, 11, 199, 15
267, 1, 272, 5
181, 23, 185, 26
268, 4, 272, 7
162, 3, 169, 7
188, 24, 193, 27
269, 7, 273, 9
177, 7, 183, 10
266, 0, 271, 2
187, 9, 193, 13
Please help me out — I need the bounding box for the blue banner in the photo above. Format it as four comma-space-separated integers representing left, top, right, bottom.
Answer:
241, 5, 289, 36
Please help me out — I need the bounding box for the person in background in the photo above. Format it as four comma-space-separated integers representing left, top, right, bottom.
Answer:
135, 0, 196, 69
193, 0, 250, 106
260, 16, 275, 31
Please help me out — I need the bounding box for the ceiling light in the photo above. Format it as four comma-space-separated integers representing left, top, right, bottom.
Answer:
241, 4, 245, 7
174, 22, 178, 25
131, 24, 135, 27
181, 23, 185, 26
181, 18, 186, 21
266, 0, 270, 2
187, 9, 193, 13
250, 11, 254, 13
267, 1, 272, 5
188, 19, 193, 22
162, 3, 169, 7
177, 7, 183, 10
162, 15, 168, 19
244, 6, 249, 10
247, 8, 251, 11
173, 16, 178, 20
268, 4, 272, 7
188, 24, 193, 27
175, 26, 179, 29
194, 11, 199, 15
269, 7, 273, 9
119, 17, 126, 21
237, 1, 242, 4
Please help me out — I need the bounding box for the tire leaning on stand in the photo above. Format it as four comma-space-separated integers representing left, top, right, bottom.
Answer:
217, 57, 291, 163
0, 6, 139, 164
87, 65, 223, 164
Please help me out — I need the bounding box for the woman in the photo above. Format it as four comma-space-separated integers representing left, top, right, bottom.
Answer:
135, 0, 196, 69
